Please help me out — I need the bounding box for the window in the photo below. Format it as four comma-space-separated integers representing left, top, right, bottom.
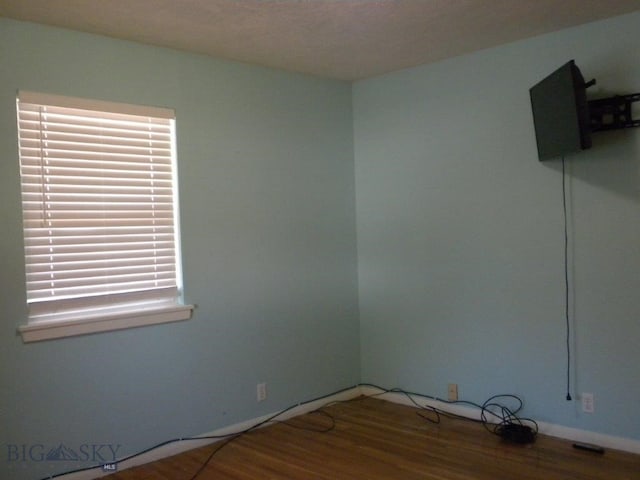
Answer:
16, 91, 192, 342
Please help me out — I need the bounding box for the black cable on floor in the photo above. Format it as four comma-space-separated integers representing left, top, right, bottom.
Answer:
38, 382, 538, 480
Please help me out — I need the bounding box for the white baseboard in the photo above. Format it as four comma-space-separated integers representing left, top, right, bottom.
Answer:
55, 384, 640, 479
359, 385, 640, 455
58, 386, 362, 480
535, 420, 640, 454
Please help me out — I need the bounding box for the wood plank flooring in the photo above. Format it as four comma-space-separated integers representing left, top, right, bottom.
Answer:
105, 396, 640, 480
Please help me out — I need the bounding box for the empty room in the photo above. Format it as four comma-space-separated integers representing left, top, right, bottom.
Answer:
1, 1, 639, 479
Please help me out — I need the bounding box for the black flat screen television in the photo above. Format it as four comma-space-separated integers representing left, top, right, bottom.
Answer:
529, 60, 591, 161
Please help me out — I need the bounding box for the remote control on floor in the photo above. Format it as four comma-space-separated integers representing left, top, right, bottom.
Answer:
572, 442, 605, 454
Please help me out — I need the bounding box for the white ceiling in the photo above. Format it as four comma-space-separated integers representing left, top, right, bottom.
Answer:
1, 0, 639, 81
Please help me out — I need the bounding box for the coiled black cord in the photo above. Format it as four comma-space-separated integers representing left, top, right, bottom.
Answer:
360, 385, 538, 443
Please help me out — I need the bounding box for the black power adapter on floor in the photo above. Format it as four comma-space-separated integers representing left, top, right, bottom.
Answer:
496, 423, 536, 444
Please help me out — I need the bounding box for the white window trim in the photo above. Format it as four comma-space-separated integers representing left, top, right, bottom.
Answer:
18, 304, 193, 342
16, 91, 193, 342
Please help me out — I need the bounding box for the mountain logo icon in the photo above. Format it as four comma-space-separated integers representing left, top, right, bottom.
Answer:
46, 444, 80, 461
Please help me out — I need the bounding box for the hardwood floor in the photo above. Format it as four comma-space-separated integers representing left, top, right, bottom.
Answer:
105, 396, 640, 479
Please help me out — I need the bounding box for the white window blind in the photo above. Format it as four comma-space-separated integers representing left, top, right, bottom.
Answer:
16, 91, 191, 339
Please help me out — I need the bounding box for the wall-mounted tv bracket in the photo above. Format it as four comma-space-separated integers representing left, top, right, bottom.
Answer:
588, 91, 640, 133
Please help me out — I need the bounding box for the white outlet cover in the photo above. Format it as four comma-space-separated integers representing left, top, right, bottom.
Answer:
582, 393, 594, 413
257, 382, 267, 402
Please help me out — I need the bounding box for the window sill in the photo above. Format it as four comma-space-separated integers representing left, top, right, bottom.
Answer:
18, 303, 194, 343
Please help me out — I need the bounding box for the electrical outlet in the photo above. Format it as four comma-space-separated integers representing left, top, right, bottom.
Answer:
447, 383, 458, 402
582, 393, 594, 413
257, 382, 267, 402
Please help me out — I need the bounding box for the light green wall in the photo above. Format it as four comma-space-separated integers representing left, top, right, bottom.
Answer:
354, 11, 640, 440
2, 10, 640, 480
0, 19, 359, 480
